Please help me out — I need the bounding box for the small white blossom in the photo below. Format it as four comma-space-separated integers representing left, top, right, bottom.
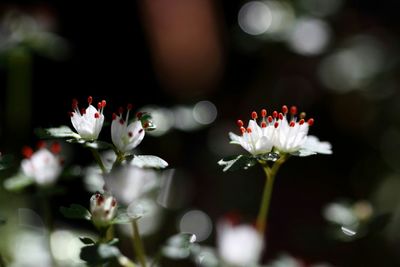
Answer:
111, 104, 145, 154
20, 142, 62, 186
90, 192, 117, 228
229, 105, 332, 156
217, 220, 264, 267
70, 96, 106, 140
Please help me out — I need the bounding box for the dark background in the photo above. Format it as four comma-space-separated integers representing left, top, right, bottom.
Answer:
1, 1, 400, 266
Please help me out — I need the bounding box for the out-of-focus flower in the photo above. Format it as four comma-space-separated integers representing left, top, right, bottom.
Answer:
20, 142, 62, 186
229, 105, 332, 157
90, 192, 117, 229
111, 104, 145, 155
70, 96, 106, 140
217, 219, 264, 267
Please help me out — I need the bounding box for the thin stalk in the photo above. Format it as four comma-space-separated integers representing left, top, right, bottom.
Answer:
40, 196, 57, 266
131, 220, 147, 267
90, 148, 107, 174
99, 225, 114, 243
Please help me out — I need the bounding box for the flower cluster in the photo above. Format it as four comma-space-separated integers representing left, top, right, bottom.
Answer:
229, 105, 332, 157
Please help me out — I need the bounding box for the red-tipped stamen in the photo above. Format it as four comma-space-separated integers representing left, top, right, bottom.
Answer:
119, 118, 125, 125
290, 106, 297, 115
136, 112, 143, 119
22, 146, 33, 158
72, 99, 78, 110
68, 111, 74, 117
307, 118, 314, 126
273, 111, 278, 118
267, 116, 273, 123
278, 113, 284, 120
81, 108, 86, 115
240, 127, 246, 134
247, 127, 252, 133
261, 109, 267, 118
299, 119, 305, 125
251, 111, 258, 120
94, 112, 100, 119
127, 103, 133, 110
101, 100, 106, 108
282, 105, 288, 114
51, 142, 61, 154
97, 102, 102, 109
289, 121, 295, 127
88, 96, 93, 105
261, 121, 267, 128
237, 120, 244, 128
112, 113, 117, 120
119, 107, 124, 115
300, 112, 306, 119
274, 122, 279, 128
37, 140, 46, 149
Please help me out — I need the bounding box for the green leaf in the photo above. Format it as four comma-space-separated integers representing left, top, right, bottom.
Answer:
35, 125, 80, 139
79, 237, 96, 245
131, 155, 168, 169
162, 233, 197, 260
218, 155, 257, 172
3, 174, 34, 192
80, 243, 122, 265
60, 204, 91, 220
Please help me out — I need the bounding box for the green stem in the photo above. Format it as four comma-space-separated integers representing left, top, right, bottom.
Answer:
90, 148, 107, 174
256, 155, 288, 235
132, 220, 147, 267
99, 225, 114, 243
111, 152, 125, 171
40, 196, 57, 266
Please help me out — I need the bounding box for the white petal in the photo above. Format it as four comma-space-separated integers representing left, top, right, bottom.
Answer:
299, 135, 332, 156
229, 132, 242, 145
124, 121, 145, 152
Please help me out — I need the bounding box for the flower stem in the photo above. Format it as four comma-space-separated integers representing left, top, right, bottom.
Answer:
40, 195, 57, 266
90, 148, 107, 174
131, 220, 147, 267
256, 155, 288, 235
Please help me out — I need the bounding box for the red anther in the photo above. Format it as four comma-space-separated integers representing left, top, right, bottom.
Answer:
72, 99, 78, 109
274, 122, 279, 128
307, 118, 314, 126
68, 111, 74, 117
273, 111, 278, 118
81, 108, 86, 115
290, 106, 297, 115
94, 112, 100, 118
237, 120, 244, 128
300, 112, 306, 119
127, 103, 133, 110
112, 113, 117, 120
261, 109, 267, 117
96, 195, 104, 205
22, 146, 33, 158
282, 105, 288, 114
119, 107, 124, 114
112, 198, 117, 207
119, 118, 125, 125
128, 131, 133, 137
251, 111, 258, 120
267, 116, 273, 123
289, 121, 295, 127
299, 119, 305, 125
50, 142, 61, 154
247, 127, 252, 133
97, 102, 102, 109
37, 140, 46, 149
101, 100, 106, 108
240, 127, 246, 134
261, 121, 267, 128
278, 113, 284, 120
87, 96, 93, 105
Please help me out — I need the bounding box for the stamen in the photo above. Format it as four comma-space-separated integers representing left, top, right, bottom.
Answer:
94, 112, 100, 118
97, 102, 102, 109
101, 100, 106, 108
299, 119, 305, 125
237, 120, 244, 128
136, 112, 143, 119
267, 116, 273, 123
307, 118, 314, 126
290, 106, 297, 115
278, 113, 284, 120
22, 146, 33, 158
300, 112, 306, 119
247, 127, 252, 133
119, 107, 124, 115
112, 113, 117, 120
289, 121, 295, 127
51, 142, 61, 154
261, 109, 267, 118
240, 127, 246, 134
127, 103, 133, 110
261, 121, 267, 128
251, 111, 258, 120
273, 111, 278, 118
68, 111, 74, 117
274, 122, 279, 128
80, 108, 86, 115
282, 105, 288, 114
72, 99, 78, 110
88, 96, 93, 105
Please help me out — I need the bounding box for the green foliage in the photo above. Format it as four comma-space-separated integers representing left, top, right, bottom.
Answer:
218, 155, 258, 172
3, 173, 34, 192
35, 125, 80, 139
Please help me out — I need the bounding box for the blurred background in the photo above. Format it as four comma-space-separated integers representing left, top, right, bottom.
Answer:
1, 0, 400, 266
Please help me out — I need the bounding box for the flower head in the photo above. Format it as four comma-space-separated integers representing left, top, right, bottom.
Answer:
230, 105, 332, 156
21, 142, 62, 186
90, 191, 117, 228
70, 96, 106, 140
111, 104, 145, 154
217, 218, 264, 266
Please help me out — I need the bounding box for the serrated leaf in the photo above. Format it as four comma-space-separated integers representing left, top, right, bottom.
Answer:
60, 204, 91, 220
79, 237, 96, 245
36, 125, 80, 139
3, 174, 34, 191
131, 155, 168, 169
162, 233, 197, 259
218, 155, 257, 172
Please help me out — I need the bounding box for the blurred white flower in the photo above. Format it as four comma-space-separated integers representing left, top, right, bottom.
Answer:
21, 142, 62, 186
111, 104, 145, 154
70, 96, 106, 140
90, 192, 117, 228
217, 220, 264, 267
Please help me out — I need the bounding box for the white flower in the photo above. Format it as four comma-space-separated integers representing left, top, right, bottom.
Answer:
111, 104, 145, 154
20, 142, 62, 186
70, 96, 106, 140
217, 220, 264, 267
90, 192, 117, 228
229, 106, 332, 156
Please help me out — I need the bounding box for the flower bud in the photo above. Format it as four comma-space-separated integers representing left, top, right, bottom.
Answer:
90, 192, 117, 228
